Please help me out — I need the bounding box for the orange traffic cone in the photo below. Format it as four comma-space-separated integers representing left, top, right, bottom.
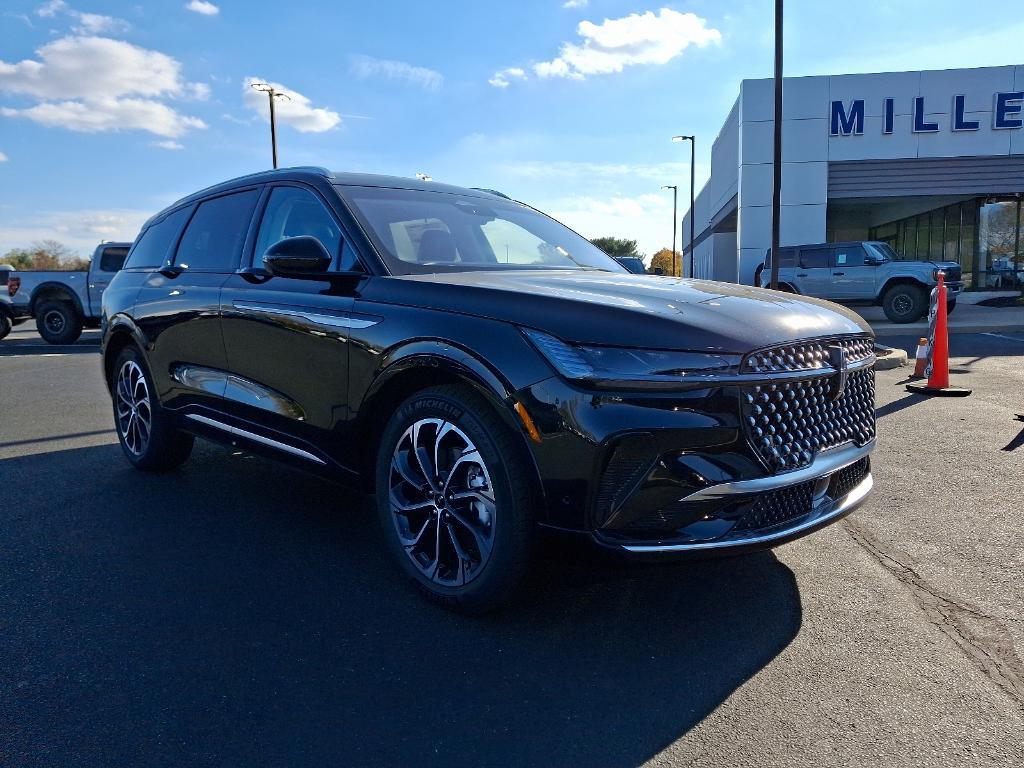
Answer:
906, 272, 971, 397
912, 337, 929, 378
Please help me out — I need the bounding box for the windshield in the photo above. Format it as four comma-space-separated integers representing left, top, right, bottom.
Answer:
336, 186, 626, 275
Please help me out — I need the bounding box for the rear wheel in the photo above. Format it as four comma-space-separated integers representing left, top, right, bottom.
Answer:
0, 313, 11, 341
375, 384, 535, 612
36, 301, 83, 344
111, 346, 194, 471
882, 284, 927, 323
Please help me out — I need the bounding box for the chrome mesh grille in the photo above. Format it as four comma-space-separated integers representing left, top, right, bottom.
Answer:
743, 337, 874, 374
741, 337, 876, 473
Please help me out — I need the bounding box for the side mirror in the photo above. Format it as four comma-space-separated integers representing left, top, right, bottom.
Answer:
263, 236, 332, 277
652, 267, 665, 275
863, 256, 881, 266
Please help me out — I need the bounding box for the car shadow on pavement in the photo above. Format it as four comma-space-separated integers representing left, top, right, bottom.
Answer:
1, 442, 803, 768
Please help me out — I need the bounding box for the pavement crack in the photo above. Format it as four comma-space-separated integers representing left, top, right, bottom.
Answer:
844, 520, 1024, 711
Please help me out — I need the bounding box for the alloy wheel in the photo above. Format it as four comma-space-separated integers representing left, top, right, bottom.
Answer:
115, 360, 152, 456
388, 418, 496, 587
893, 293, 913, 315
44, 309, 66, 335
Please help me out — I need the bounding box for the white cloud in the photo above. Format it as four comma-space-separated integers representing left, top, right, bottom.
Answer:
152, 140, 184, 150
72, 11, 130, 35
488, 67, 526, 89
36, 1, 67, 18
2, 97, 206, 137
0, 36, 208, 137
349, 55, 443, 91
562, 1, 588, 8
0, 207, 152, 254
243, 77, 341, 133
185, 1, 219, 16
502, 160, 691, 182
534, 8, 721, 80
0, 151, 8, 162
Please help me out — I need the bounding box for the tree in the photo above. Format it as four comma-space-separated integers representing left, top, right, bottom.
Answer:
590, 237, 641, 259
649, 248, 680, 276
1, 240, 88, 271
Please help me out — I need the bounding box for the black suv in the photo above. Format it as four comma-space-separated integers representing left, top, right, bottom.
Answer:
101, 168, 876, 610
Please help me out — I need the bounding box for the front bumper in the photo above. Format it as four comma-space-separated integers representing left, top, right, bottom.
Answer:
596, 441, 873, 553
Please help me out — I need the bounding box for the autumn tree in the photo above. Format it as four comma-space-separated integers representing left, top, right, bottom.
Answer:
1, 240, 88, 271
650, 248, 680, 276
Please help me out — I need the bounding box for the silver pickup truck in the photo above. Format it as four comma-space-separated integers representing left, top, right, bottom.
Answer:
8, 242, 130, 344
758, 240, 962, 323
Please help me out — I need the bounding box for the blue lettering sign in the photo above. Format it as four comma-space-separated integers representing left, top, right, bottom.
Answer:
883, 98, 895, 134
994, 91, 1024, 129
952, 95, 979, 131
913, 97, 939, 132
830, 100, 864, 136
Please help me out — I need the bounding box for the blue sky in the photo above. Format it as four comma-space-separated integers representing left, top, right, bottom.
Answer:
2, 0, 1024, 258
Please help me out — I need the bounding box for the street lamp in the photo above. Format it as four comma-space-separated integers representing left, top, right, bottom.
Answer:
415, 172, 433, 181
661, 185, 678, 276
250, 82, 291, 169
672, 135, 696, 278
769, 0, 784, 290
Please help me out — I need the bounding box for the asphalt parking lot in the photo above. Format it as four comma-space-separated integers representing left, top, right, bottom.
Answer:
1, 325, 1023, 767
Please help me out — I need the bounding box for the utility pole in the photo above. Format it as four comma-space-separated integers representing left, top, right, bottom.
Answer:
662, 185, 678, 275
769, 0, 784, 290
250, 82, 290, 168
672, 135, 696, 277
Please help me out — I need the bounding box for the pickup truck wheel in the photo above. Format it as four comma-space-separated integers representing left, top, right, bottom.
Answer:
0, 313, 11, 341
375, 384, 535, 613
36, 301, 83, 344
112, 346, 194, 471
882, 284, 927, 323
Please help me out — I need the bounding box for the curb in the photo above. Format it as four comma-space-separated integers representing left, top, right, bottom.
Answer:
873, 342, 908, 370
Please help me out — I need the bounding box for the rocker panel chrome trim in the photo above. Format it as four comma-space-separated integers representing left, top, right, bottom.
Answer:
184, 413, 326, 464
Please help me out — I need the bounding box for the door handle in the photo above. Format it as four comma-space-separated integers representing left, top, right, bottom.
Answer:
796, 273, 808, 277
833, 272, 845, 276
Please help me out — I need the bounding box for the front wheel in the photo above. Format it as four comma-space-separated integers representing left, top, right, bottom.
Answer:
882, 284, 927, 323
111, 346, 194, 471
36, 301, 83, 344
946, 298, 957, 316
0, 313, 11, 341
375, 385, 535, 612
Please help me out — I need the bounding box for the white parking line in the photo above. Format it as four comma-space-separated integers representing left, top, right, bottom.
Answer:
981, 332, 1024, 343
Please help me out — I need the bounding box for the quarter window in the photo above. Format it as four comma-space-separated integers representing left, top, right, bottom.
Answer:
254, 187, 346, 268
800, 248, 832, 269
125, 207, 191, 269
174, 190, 259, 272
98, 246, 129, 272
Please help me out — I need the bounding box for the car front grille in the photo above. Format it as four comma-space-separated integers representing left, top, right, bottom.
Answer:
943, 266, 962, 282
741, 336, 876, 473
733, 480, 815, 532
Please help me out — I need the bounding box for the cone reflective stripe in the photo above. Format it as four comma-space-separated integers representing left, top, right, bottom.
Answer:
913, 337, 929, 378
906, 271, 971, 397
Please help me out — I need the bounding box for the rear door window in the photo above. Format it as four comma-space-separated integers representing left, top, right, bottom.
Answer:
833, 245, 867, 267
98, 246, 129, 273
174, 190, 259, 272
800, 248, 833, 269
125, 206, 192, 269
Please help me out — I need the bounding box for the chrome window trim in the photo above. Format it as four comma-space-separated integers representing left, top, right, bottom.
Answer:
233, 301, 380, 329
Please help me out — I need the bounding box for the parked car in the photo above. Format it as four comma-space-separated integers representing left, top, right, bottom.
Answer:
758, 241, 962, 323
101, 168, 876, 611
0, 265, 27, 340
612, 255, 647, 274
12, 242, 131, 344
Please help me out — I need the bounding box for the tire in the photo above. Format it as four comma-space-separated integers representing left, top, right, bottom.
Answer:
0, 313, 11, 341
882, 284, 927, 323
946, 298, 957, 316
375, 384, 536, 613
36, 301, 83, 344
111, 346, 194, 471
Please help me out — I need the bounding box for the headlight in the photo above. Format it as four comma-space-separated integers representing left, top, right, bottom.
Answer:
521, 328, 741, 389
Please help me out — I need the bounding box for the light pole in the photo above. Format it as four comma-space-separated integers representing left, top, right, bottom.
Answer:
250, 82, 291, 168
672, 135, 696, 277
662, 185, 678, 275
769, 0, 784, 290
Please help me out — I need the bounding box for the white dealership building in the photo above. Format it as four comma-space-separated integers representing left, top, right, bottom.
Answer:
684, 65, 1024, 290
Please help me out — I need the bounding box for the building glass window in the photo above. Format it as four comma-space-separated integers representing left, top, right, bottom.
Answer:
943, 203, 960, 263
979, 198, 1021, 289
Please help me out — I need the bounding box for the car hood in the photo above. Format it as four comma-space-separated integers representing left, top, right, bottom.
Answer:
370, 270, 872, 353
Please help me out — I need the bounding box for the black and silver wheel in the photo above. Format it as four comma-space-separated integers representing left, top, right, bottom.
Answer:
36, 301, 83, 344
111, 346, 194, 471
882, 284, 927, 323
376, 385, 535, 612
0, 312, 11, 341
